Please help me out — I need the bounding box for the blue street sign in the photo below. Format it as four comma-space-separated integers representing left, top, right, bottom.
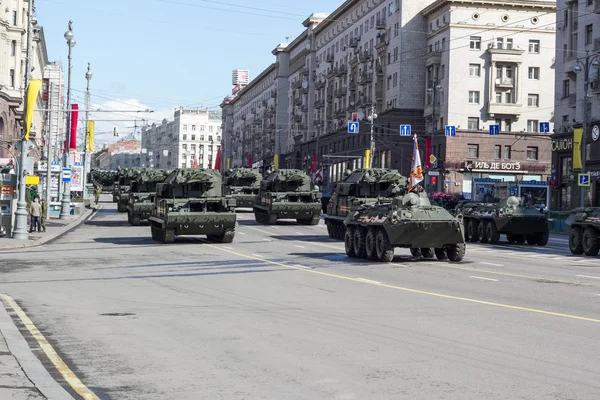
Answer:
489, 125, 500, 136
400, 124, 411, 136
61, 168, 72, 183
348, 121, 359, 133
540, 122, 550, 133
578, 173, 591, 187
445, 125, 456, 137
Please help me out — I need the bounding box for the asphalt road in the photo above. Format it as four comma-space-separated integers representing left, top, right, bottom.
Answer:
1, 197, 599, 399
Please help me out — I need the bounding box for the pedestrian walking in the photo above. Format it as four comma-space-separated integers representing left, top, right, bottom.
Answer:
29, 197, 42, 233
94, 184, 102, 204
41, 199, 47, 232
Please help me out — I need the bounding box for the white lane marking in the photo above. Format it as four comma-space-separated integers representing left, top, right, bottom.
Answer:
238, 232, 246, 235
263, 238, 271, 242
251, 254, 263, 258
480, 262, 503, 267
573, 259, 592, 263
272, 226, 281, 230
470, 276, 499, 282
295, 265, 311, 269
577, 275, 600, 280
595, 294, 600, 297
294, 245, 306, 249
223, 246, 232, 250
356, 278, 382, 284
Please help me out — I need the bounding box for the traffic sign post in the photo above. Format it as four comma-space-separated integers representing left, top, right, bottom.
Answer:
61, 168, 72, 183
540, 122, 550, 133
489, 125, 500, 136
348, 121, 359, 134
400, 125, 411, 136
578, 173, 591, 187
445, 125, 456, 137
429, 155, 437, 165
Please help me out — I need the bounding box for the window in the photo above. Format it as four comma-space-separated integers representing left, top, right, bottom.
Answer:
527, 119, 539, 132
209, 135, 214, 142
527, 94, 539, 107
467, 144, 479, 158
11, 11, 17, 26
494, 145, 501, 159
183, 125, 188, 131
496, 92, 502, 103
182, 144, 187, 150
563, 79, 570, 97
504, 145, 512, 160
528, 40, 540, 53
200, 135, 205, 141
191, 134, 196, 141
586, 24, 593, 45
208, 126, 213, 133
192, 125, 196, 131
470, 36, 481, 50
469, 64, 481, 77
9, 69, 15, 88
527, 146, 539, 160
505, 92, 512, 103
200, 125, 205, 132
468, 117, 479, 130
468, 91, 480, 104
496, 38, 504, 49
528, 67, 540, 80
182, 134, 187, 140
506, 38, 513, 50
10, 41, 16, 57
505, 119, 512, 132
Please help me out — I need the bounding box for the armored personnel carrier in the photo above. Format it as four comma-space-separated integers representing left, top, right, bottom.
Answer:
89, 169, 117, 193
115, 168, 145, 212
455, 196, 549, 246
253, 169, 322, 225
222, 168, 262, 208
126, 169, 171, 226
344, 191, 466, 262
324, 168, 408, 239
566, 207, 600, 256
148, 168, 236, 244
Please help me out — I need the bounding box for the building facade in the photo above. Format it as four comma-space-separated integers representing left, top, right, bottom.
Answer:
552, 0, 600, 209
42, 62, 65, 163
141, 108, 222, 170
94, 140, 141, 171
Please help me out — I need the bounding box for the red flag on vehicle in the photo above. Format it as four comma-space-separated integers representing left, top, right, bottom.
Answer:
214, 146, 222, 171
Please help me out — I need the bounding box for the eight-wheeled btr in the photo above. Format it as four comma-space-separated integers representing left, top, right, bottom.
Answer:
222, 168, 262, 208
567, 207, 600, 256
344, 191, 466, 262
455, 196, 549, 246
114, 168, 144, 211
253, 169, 322, 225
148, 168, 236, 244
324, 168, 408, 239
126, 169, 171, 226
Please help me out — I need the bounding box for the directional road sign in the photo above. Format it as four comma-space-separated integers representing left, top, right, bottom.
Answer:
489, 125, 500, 136
400, 125, 411, 136
348, 121, 359, 133
445, 125, 456, 137
540, 122, 550, 133
61, 168, 71, 183
578, 173, 591, 187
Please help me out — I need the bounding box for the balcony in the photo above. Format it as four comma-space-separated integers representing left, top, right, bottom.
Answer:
376, 18, 386, 30
424, 50, 442, 67
315, 80, 325, 90
301, 105, 309, 113
336, 65, 347, 76
326, 53, 334, 63
292, 80, 303, 90
293, 115, 302, 123
294, 97, 303, 106
568, 93, 577, 108
359, 49, 373, 63
487, 47, 525, 63
349, 38, 359, 48
358, 72, 373, 85
349, 81, 357, 91
314, 99, 325, 109
335, 87, 347, 98
487, 102, 523, 117
326, 94, 333, 103
495, 77, 513, 88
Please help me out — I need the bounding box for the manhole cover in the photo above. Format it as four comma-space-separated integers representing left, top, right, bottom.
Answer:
99, 312, 136, 317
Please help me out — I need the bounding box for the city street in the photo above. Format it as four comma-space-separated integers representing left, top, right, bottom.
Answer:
1, 196, 599, 399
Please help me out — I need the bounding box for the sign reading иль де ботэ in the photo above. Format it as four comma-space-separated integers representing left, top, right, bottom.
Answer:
464, 161, 521, 172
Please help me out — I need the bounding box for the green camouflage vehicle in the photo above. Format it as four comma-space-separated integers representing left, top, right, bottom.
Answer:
89, 169, 117, 193
454, 196, 549, 246
324, 168, 408, 240
567, 207, 600, 256
344, 191, 466, 262
115, 168, 145, 212
126, 169, 171, 226
253, 169, 322, 225
148, 168, 236, 244
222, 168, 262, 208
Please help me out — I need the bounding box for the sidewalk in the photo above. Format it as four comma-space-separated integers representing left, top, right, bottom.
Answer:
0, 332, 47, 399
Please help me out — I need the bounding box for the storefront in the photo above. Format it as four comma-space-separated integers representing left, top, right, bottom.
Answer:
549, 134, 574, 210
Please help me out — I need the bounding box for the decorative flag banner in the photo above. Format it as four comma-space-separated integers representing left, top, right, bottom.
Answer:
214, 146, 222, 172
24, 80, 42, 140
409, 135, 423, 192
424, 137, 432, 168
87, 121, 95, 152
573, 127, 583, 170
69, 104, 79, 150
193, 157, 199, 169
247, 155, 252, 168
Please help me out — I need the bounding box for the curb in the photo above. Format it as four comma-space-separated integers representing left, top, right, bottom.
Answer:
0, 205, 101, 251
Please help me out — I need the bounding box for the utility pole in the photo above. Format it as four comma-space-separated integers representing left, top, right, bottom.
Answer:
60, 21, 75, 219
45, 82, 53, 208
82, 63, 92, 202
12, 0, 35, 240
368, 104, 377, 168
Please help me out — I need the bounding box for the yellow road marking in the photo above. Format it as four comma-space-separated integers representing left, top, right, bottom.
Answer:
0, 294, 99, 400
203, 244, 600, 324
244, 226, 341, 250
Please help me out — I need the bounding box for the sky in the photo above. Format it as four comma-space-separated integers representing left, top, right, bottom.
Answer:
36, 0, 342, 147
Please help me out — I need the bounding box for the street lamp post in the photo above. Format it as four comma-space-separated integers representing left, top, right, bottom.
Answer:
59, 21, 75, 220
427, 83, 442, 193
82, 63, 92, 202
367, 105, 377, 168
572, 52, 600, 208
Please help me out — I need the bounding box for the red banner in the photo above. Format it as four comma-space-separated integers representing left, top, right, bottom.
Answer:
214, 146, 222, 171
311, 154, 317, 173
247, 155, 252, 168
69, 104, 79, 150
424, 137, 432, 168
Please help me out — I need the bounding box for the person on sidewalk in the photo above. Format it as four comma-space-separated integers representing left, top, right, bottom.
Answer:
94, 184, 102, 204
40, 199, 47, 232
29, 197, 42, 233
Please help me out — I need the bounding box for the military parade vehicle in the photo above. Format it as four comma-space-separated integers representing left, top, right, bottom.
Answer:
148, 168, 236, 244
566, 207, 600, 256
344, 191, 466, 262
324, 168, 408, 239
222, 168, 262, 208
115, 168, 145, 212
89, 169, 117, 193
126, 169, 171, 226
253, 169, 322, 225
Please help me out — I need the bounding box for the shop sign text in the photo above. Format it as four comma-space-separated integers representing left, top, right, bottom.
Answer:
465, 161, 521, 171
552, 138, 573, 152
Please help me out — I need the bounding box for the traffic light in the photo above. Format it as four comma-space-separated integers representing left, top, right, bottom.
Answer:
352, 113, 358, 122
431, 176, 437, 186
113, 126, 119, 137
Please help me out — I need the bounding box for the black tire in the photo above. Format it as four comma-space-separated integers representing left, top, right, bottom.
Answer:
421, 248, 435, 259
478, 221, 489, 244
486, 221, 500, 244
365, 227, 378, 260
254, 213, 262, 223
163, 229, 175, 244
410, 248, 422, 258
569, 227, 584, 255
131, 215, 141, 226
327, 224, 334, 238
582, 227, 599, 257
447, 243, 466, 262
435, 247, 448, 261
376, 228, 394, 262
353, 227, 367, 258
345, 226, 356, 257
151, 224, 159, 242
463, 219, 471, 242
468, 219, 479, 242
267, 214, 277, 225
118, 203, 127, 213
506, 233, 515, 243
514, 234, 526, 244
526, 234, 537, 245
337, 225, 345, 240
536, 231, 549, 246
219, 229, 235, 244
127, 212, 132, 224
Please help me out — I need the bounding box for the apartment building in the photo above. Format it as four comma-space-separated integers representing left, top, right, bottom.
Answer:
94, 140, 141, 171
552, 0, 600, 209
141, 108, 222, 170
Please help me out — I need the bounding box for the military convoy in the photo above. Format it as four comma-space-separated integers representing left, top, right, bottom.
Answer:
324, 168, 408, 239
222, 168, 262, 208
253, 169, 322, 225
89, 169, 117, 193
126, 169, 171, 226
114, 168, 144, 211
148, 168, 237, 244
567, 207, 600, 256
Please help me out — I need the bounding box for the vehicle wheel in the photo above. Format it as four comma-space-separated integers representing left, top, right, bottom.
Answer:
365, 227, 378, 260
309, 216, 320, 226
131, 215, 141, 226
421, 248, 435, 259
486, 221, 500, 244
435, 247, 448, 261
353, 227, 367, 258
219, 229, 235, 244
506, 233, 516, 243
127, 212, 132, 224
267, 214, 277, 225
326, 224, 334, 238
163, 229, 175, 244
536, 231, 549, 246
151, 224, 159, 242
254, 213, 262, 223
337, 225, 345, 240
478, 221, 489, 244
447, 243, 466, 262
118, 203, 127, 212
526, 234, 537, 245
463, 219, 471, 242
410, 248, 422, 258
582, 227, 599, 256
345, 226, 357, 258
376, 228, 394, 263
569, 227, 584, 255
468, 220, 479, 242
